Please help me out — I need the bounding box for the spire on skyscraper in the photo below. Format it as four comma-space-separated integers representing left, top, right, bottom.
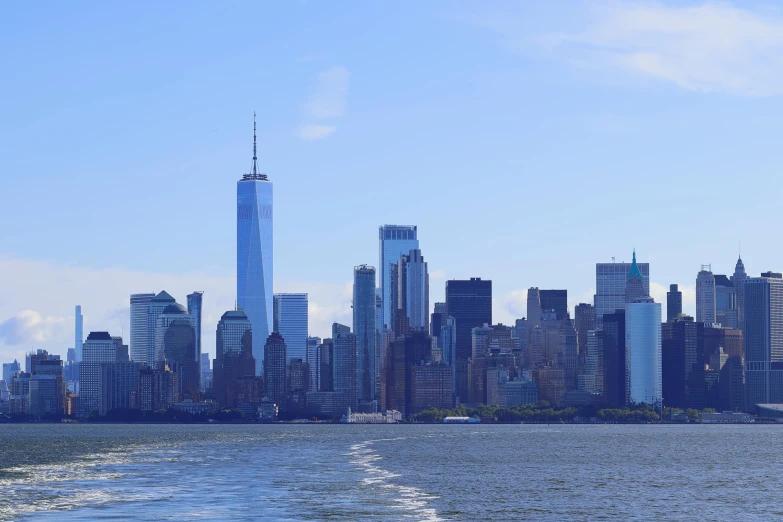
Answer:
243, 112, 267, 181
628, 249, 642, 279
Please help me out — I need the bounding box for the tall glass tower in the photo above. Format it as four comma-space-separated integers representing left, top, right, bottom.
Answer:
130, 293, 155, 363
273, 293, 309, 363
237, 114, 273, 376
74, 305, 83, 363
353, 265, 377, 404
379, 225, 418, 331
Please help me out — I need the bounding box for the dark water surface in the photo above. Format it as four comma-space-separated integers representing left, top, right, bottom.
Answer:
1, 424, 781, 520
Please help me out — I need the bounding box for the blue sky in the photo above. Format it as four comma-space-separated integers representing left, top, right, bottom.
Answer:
2, 1, 783, 364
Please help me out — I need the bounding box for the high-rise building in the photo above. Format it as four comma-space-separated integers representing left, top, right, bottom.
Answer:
696, 266, 716, 325
74, 305, 83, 363
430, 302, 448, 346
200, 353, 212, 391
540, 290, 568, 321
263, 332, 287, 408
715, 275, 738, 329
732, 256, 747, 330
288, 358, 308, 393
130, 293, 155, 364
666, 284, 682, 321
625, 298, 662, 407
661, 315, 705, 409
147, 291, 176, 366
390, 331, 433, 416
187, 291, 204, 364
154, 303, 199, 400
395, 249, 429, 331
318, 339, 334, 392
527, 288, 542, 328
353, 265, 377, 405
744, 273, 783, 409
574, 303, 596, 354
213, 310, 255, 408
594, 254, 650, 321
378, 225, 419, 330
445, 278, 492, 402
332, 325, 357, 411
3, 360, 21, 384
624, 251, 646, 304
237, 115, 273, 377
79, 332, 121, 416
99, 361, 144, 415
272, 293, 308, 364
306, 336, 321, 392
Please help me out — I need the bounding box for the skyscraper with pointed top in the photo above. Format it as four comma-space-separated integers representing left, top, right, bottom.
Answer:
625, 250, 646, 304
731, 255, 747, 329
237, 113, 273, 376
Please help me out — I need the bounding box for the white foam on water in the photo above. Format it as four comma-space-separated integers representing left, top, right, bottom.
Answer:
348, 438, 444, 522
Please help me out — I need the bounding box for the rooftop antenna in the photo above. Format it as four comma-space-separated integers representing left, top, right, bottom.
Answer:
251, 111, 259, 176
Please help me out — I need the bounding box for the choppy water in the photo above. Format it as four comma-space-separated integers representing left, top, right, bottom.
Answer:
1, 424, 782, 520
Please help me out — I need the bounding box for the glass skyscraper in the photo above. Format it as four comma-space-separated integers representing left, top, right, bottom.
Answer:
147, 291, 176, 366
273, 293, 309, 363
74, 305, 83, 363
594, 255, 650, 322
625, 298, 662, 408
187, 291, 204, 365
379, 225, 419, 331
353, 265, 377, 404
130, 293, 154, 363
744, 273, 783, 408
237, 117, 273, 376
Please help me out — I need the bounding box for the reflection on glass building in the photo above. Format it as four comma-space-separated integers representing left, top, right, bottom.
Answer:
625, 298, 662, 408
237, 117, 273, 377
378, 225, 419, 330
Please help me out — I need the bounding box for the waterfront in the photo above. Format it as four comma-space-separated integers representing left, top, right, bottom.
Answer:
1, 424, 782, 520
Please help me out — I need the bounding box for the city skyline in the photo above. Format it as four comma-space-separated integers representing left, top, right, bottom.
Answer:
4, 2, 782, 365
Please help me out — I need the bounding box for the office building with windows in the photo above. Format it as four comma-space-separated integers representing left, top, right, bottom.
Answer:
378, 225, 419, 330
273, 293, 308, 364
130, 293, 155, 363
696, 266, 716, 325
667, 284, 682, 321
625, 298, 662, 407
354, 265, 377, 405
744, 273, 783, 409
594, 254, 650, 321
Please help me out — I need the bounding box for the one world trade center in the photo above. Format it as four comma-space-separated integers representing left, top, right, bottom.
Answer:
237, 114, 273, 376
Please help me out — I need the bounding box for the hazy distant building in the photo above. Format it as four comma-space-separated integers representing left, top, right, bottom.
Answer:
74, 305, 83, 363
200, 353, 212, 391
395, 249, 429, 331
379, 225, 419, 331
667, 284, 682, 321
410, 363, 452, 414
661, 316, 705, 409
306, 336, 321, 392
187, 291, 204, 364
130, 293, 155, 363
540, 290, 568, 320
744, 273, 783, 408
273, 293, 309, 363
732, 256, 747, 330
574, 303, 596, 354
154, 303, 199, 400
625, 298, 662, 407
446, 278, 492, 402
237, 124, 274, 377
715, 275, 738, 329
213, 310, 255, 409
354, 265, 377, 405
288, 358, 308, 393
263, 332, 287, 408
318, 339, 334, 392
527, 288, 542, 328
79, 332, 122, 416
147, 291, 176, 366
696, 266, 716, 325
594, 254, 650, 321
333, 325, 357, 410
3, 360, 21, 384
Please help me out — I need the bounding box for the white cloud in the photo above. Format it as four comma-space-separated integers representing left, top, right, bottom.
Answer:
306, 67, 350, 118
297, 66, 350, 140
492, 2, 783, 96
296, 124, 337, 141
430, 269, 446, 280
0, 255, 351, 363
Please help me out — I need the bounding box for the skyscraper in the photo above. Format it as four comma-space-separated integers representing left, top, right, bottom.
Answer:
130, 293, 154, 363
744, 272, 783, 408
715, 275, 738, 329
625, 298, 662, 407
527, 288, 542, 328
395, 249, 429, 331
155, 302, 199, 400
594, 254, 650, 321
263, 332, 287, 408
237, 114, 273, 377
79, 332, 121, 416
378, 225, 419, 330
353, 265, 377, 405
75, 305, 83, 363
574, 303, 596, 353
696, 266, 716, 325
624, 251, 646, 304
666, 284, 682, 321
213, 310, 255, 408
445, 278, 492, 402
306, 336, 321, 392
187, 291, 204, 365
732, 256, 747, 329
332, 324, 357, 410
540, 290, 568, 320
661, 315, 705, 409
146, 291, 176, 366
273, 293, 308, 364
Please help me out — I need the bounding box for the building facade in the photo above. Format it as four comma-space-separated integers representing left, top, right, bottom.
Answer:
395, 249, 429, 331
273, 293, 309, 363
667, 284, 682, 321
625, 298, 662, 407
696, 266, 716, 325
744, 273, 783, 408
130, 293, 155, 364
353, 265, 377, 405
263, 332, 287, 408
595, 255, 650, 321
732, 256, 747, 330
378, 225, 419, 330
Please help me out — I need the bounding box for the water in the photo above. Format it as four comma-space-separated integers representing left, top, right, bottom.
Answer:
1, 424, 782, 520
